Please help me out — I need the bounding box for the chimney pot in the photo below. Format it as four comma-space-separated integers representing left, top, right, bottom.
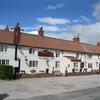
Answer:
73, 35, 80, 43
97, 41, 100, 46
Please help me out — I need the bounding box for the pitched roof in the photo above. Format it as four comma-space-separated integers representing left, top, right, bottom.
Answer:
0, 30, 100, 54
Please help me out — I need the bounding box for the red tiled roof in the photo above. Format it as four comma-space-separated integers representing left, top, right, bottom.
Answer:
64, 56, 81, 62
0, 30, 100, 54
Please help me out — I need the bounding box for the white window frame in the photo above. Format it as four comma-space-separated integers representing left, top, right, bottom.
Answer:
29, 60, 38, 67
87, 54, 92, 59
29, 48, 35, 54
73, 62, 78, 68
88, 63, 92, 68
55, 61, 60, 68
76, 52, 80, 59
55, 51, 60, 57
0, 44, 7, 52
0, 59, 9, 65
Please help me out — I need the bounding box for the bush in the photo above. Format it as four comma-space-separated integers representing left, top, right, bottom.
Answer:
0, 65, 14, 80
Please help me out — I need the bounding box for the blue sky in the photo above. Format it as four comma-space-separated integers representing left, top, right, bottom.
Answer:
0, 0, 100, 44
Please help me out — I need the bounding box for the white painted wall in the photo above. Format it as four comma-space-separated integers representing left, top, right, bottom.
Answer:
0, 44, 18, 67
0, 43, 100, 75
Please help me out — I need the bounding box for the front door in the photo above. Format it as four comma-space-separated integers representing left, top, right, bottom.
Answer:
46, 68, 49, 74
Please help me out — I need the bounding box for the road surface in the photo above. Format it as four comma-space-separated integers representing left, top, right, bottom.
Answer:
27, 87, 100, 100
0, 75, 100, 100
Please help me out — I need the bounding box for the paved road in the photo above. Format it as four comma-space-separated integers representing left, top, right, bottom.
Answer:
27, 87, 100, 100
1, 75, 100, 100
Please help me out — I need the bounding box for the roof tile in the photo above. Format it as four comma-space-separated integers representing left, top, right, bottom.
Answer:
0, 30, 100, 54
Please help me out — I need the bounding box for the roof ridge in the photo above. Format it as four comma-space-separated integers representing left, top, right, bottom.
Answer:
20, 31, 97, 46
0, 30, 97, 46
21, 32, 73, 43
0, 30, 100, 55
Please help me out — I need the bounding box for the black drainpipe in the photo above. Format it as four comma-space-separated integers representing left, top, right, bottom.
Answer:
13, 23, 22, 79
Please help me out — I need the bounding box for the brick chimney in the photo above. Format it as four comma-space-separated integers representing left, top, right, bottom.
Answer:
14, 23, 21, 44
73, 35, 80, 43
97, 41, 100, 46
38, 27, 44, 37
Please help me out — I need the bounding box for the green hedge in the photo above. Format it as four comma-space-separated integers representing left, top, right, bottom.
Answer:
0, 65, 14, 80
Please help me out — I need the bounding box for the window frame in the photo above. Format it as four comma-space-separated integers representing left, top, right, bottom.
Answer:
88, 63, 92, 68
87, 54, 92, 59
29, 60, 38, 67
55, 51, 60, 57
55, 61, 60, 68
73, 62, 78, 68
76, 52, 80, 59
29, 48, 35, 54
0, 59, 9, 65
0, 44, 7, 52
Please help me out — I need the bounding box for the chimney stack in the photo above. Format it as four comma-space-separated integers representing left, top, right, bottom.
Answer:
38, 27, 44, 37
14, 23, 21, 44
73, 35, 80, 43
97, 41, 100, 46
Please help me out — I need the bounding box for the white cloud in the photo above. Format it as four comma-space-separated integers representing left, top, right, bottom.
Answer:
70, 22, 100, 43
39, 25, 60, 32
71, 22, 100, 35
46, 2, 65, 10
31, 25, 60, 32
22, 21, 100, 44
73, 19, 80, 23
0, 25, 6, 29
45, 32, 73, 41
24, 31, 38, 35
80, 16, 90, 22
73, 16, 91, 23
44, 22, 100, 44
23, 25, 66, 34
22, 27, 35, 30
93, 2, 100, 20
36, 17, 70, 25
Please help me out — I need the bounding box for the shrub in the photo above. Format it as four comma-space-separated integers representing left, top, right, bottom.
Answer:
0, 65, 14, 80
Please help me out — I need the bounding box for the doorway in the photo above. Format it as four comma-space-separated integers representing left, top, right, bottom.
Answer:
46, 68, 49, 74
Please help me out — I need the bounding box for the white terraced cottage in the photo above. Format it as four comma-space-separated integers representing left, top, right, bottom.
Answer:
0, 24, 100, 75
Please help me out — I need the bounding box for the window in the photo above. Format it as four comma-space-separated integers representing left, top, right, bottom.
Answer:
29, 61, 38, 67
73, 62, 78, 67
0, 60, 1, 64
88, 63, 92, 68
4, 45, 7, 52
2, 60, 5, 64
0, 44, 7, 52
0, 44, 3, 52
61, 50, 64, 54
87, 54, 92, 59
29, 61, 32, 67
55, 51, 60, 57
76, 52, 79, 59
98, 55, 100, 59
96, 62, 100, 67
55, 61, 60, 68
68, 64, 70, 68
6, 60, 9, 65
0, 59, 9, 65
29, 48, 35, 54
